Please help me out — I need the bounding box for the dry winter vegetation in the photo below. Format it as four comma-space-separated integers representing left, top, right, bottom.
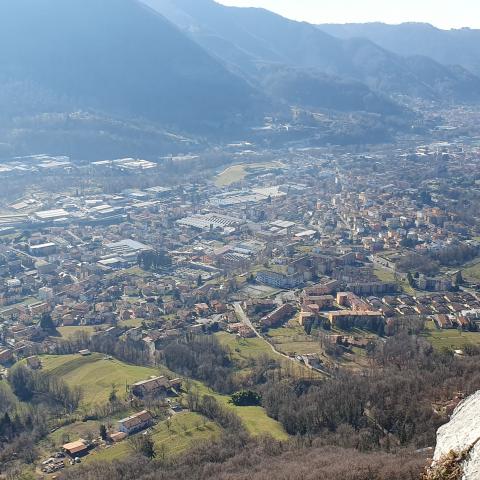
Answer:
49, 333, 480, 480
62, 435, 426, 480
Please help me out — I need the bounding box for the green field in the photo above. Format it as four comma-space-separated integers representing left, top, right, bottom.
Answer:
57, 325, 99, 338
462, 261, 480, 282
41, 353, 167, 407
373, 267, 396, 283
215, 332, 276, 365
215, 165, 248, 187
216, 328, 320, 376
39, 351, 288, 440
108, 266, 151, 279
216, 331, 311, 376
228, 405, 287, 439
373, 267, 417, 295
191, 381, 288, 441
0, 380, 20, 409
214, 162, 284, 187
422, 320, 480, 350
266, 326, 322, 356
47, 420, 103, 449
119, 318, 145, 328
85, 412, 219, 464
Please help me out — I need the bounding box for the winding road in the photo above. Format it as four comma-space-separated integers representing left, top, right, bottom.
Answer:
233, 302, 331, 377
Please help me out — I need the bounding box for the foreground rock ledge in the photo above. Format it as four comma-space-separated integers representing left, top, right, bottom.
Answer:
432, 390, 480, 480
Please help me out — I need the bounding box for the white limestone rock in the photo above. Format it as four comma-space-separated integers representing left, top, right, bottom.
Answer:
433, 390, 480, 480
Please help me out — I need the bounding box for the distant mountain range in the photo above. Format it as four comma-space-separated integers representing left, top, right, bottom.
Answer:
318, 23, 480, 77
0, 0, 264, 131
146, 0, 480, 105
1, 0, 480, 157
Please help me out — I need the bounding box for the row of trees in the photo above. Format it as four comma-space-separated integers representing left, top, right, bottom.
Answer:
137, 250, 172, 271
430, 242, 479, 267
51, 332, 151, 366
397, 253, 440, 276
397, 242, 479, 277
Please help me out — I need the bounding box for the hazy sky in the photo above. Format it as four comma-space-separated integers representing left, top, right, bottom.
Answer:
216, 0, 480, 29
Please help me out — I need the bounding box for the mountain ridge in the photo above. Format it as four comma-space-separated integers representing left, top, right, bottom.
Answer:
0, 0, 265, 132
145, 0, 480, 105
318, 22, 480, 77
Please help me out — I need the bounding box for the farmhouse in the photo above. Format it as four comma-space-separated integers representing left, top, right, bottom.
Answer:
63, 439, 88, 457
26, 355, 42, 370
0, 349, 13, 365
118, 410, 153, 435
109, 431, 128, 443
131, 376, 181, 398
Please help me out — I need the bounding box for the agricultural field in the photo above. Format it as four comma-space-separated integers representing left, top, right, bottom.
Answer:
422, 320, 480, 350
40, 353, 168, 407
85, 412, 219, 464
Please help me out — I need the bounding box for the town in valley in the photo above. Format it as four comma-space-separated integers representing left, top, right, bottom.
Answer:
1, 103, 480, 478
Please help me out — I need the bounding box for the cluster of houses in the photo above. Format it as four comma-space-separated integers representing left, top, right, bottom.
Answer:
299, 282, 480, 334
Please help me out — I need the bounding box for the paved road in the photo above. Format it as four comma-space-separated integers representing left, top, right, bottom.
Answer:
233, 302, 331, 377
233, 302, 258, 336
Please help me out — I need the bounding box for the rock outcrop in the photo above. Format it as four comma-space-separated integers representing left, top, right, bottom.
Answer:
432, 390, 480, 479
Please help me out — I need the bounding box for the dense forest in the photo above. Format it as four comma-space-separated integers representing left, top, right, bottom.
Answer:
261, 334, 480, 447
